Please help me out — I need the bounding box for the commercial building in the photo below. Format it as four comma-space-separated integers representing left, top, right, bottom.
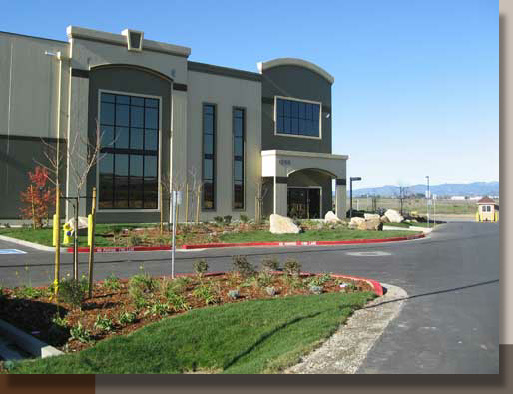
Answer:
0, 26, 347, 223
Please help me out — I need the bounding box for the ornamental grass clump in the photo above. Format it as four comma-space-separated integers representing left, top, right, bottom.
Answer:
308, 285, 323, 295
70, 322, 92, 343
193, 284, 219, 306
265, 286, 277, 296
128, 274, 157, 308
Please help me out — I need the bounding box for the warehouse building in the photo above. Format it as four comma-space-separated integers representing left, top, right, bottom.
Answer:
0, 26, 347, 223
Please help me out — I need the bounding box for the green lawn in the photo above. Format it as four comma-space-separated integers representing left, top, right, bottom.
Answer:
0, 224, 156, 247
7, 291, 375, 374
219, 228, 419, 243
0, 225, 420, 248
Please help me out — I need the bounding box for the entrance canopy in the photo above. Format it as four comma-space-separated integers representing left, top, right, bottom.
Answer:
261, 150, 348, 219
261, 150, 347, 178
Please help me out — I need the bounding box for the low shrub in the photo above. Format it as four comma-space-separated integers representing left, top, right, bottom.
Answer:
240, 214, 249, 223
193, 259, 209, 277
58, 278, 88, 309
12, 286, 45, 299
308, 273, 332, 287
128, 235, 143, 246
223, 215, 232, 225
256, 272, 273, 288
146, 301, 170, 317
261, 257, 280, 273
283, 259, 302, 276
193, 284, 219, 306
232, 255, 255, 278
103, 274, 121, 291
94, 315, 115, 332
213, 216, 224, 225
117, 311, 137, 325
128, 274, 157, 309
70, 322, 92, 343
166, 292, 189, 312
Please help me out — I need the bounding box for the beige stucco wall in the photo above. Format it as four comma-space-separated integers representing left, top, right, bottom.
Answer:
0, 32, 69, 139
187, 70, 262, 221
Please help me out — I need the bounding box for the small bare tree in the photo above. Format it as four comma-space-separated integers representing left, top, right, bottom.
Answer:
37, 120, 106, 281
255, 179, 270, 225
397, 185, 411, 216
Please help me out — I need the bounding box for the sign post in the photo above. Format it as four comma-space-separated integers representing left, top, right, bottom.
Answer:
171, 190, 183, 279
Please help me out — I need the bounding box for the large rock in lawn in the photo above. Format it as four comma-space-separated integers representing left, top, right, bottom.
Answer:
324, 211, 342, 223
357, 218, 383, 231
364, 213, 380, 220
384, 209, 404, 223
269, 214, 301, 234
348, 217, 365, 229
380, 215, 390, 223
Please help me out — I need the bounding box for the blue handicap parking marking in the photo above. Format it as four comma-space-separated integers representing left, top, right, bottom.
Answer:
0, 249, 27, 254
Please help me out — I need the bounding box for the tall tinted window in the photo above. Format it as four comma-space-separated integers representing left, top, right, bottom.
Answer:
233, 108, 245, 209
98, 92, 159, 209
202, 104, 216, 210
275, 97, 320, 137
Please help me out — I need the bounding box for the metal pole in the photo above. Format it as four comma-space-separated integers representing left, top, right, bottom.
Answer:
73, 197, 79, 281
171, 191, 177, 279
185, 183, 189, 224
349, 179, 353, 218
426, 176, 430, 228
87, 187, 96, 298
54, 186, 61, 296
433, 194, 436, 226
30, 185, 36, 229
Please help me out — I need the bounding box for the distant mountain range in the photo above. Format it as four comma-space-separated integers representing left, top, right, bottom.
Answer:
350, 181, 499, 198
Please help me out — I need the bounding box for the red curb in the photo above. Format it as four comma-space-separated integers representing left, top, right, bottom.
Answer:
66, 233, 425, 253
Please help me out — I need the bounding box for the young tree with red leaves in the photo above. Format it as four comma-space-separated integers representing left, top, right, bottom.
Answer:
19, 166, 55, 228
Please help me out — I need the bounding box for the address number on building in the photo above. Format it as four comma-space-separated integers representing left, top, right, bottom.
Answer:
279, 159, 291, 166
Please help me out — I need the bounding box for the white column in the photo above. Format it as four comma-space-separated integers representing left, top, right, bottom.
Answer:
171, 89, 187, 222
335, 179, 347, 219
66, 74, 89, 219
273, 178, 288, 216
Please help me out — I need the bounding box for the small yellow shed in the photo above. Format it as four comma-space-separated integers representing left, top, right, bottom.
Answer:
476, 197, 499, 222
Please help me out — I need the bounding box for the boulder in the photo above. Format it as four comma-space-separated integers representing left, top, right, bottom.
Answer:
66, 216, 88, 236
380, 215, 390, 223
357, 218, 383, 231
364, 213, 380, 220
384, 209, 404, 223
324, 211, 342, 223
348, 217, 365, 229
269, 214, 301, 234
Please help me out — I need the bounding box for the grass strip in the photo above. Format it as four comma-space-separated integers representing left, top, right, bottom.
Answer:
8, 291, 374, 374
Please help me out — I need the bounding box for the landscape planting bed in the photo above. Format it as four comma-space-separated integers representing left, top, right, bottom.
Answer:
0, 271, 374, 357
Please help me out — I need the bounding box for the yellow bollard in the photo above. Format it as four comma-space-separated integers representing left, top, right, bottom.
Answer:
87, 214, 93, 246
53, 214, 58, 246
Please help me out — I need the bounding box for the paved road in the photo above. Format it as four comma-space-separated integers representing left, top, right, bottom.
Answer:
0, 222, 499, 373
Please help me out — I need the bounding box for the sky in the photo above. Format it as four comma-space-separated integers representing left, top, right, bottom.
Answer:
2, 0, 498, 189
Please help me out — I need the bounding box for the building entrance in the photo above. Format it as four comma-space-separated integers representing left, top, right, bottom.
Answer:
287, 187, 321, 219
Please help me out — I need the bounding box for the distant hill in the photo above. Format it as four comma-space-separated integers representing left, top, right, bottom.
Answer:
351, 182, 499, 198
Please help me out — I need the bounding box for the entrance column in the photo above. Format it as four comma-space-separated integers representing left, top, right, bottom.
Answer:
335, 178, 346, 219
273, 176, 288, 216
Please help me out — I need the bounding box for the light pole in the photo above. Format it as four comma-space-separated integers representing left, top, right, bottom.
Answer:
425, 176, 430, 228
349, 177, 362, 218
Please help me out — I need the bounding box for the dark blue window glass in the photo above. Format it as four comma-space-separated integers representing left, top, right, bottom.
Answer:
99, 92, 160, 209
275, 98, 321, 137
202, 104, 216, 210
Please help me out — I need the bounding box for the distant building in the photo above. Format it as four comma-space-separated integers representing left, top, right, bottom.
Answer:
476, 197, 499, 222
450, 196, 466, 201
